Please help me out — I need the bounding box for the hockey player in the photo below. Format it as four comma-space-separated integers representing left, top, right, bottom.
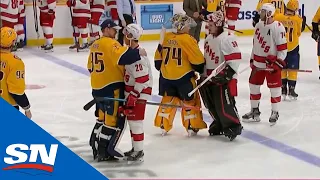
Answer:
0, 0, 24, 51
120, 24, 152, 162
89, 0, 104, 45
312, 7, 320, 79
200, 10, 242, 141
242, 3, 287, 125
276, 0, 306, 100
88, 19, 146, 162
37, 0, 56, 52
0, 27, 32, 119
14, 0, 25, 51
67, 0, 90, 51
154, 13, 207, 136
253, 0, 285, 27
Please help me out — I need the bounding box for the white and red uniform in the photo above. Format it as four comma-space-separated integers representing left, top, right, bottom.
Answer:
249, 20, 287, 112
67, 0, 90, 45
1, 0, 24, 41
37, 0, 56, 45
224, 0, 241, 30
15, 0, 25, 42
106, 0, 118, 23
124, 48, 153, 152
89, 0, 104, 42
204, 31, 241, 96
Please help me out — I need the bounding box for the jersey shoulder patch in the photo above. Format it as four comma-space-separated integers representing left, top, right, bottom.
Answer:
13, 55, 21, 60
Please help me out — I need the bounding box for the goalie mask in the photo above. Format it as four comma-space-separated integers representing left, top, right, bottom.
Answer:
206, 11, 225, 27
171, 13, 197, 32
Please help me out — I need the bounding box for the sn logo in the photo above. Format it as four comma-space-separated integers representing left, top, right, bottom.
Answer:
3, 144, 59, 173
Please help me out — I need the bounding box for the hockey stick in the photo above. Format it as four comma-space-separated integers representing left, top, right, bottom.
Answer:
32, 0, 40, 48
188, 61, 227, 97
69, 6, 79, 52
257, 68, 312, 73
306, 24, 313, 32
83, 97, 205, 111
224, 27, 243, 34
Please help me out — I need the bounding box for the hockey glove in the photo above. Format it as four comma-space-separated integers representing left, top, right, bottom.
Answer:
266, 55, 286, 72
252, 13, 260, 27
126, 90, 139, 108
66, 0, 74, 7
211, 65, 236, 85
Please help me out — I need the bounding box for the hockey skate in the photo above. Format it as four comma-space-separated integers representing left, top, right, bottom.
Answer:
41, 44, 46, 50
69, 43, 80, 51
242, 108, 261, 122
127, 150, 144, 164
288, 86, 298, 101
223, 125, 243, 141
208, 120, 223, 136
78, 43, 89, 52
269, 111, 279, 126
43, 44, 54, 53
97, 155, 119, 162
124, 148, 134, 157
281, 86, 287, 101
160, 124, 168, 136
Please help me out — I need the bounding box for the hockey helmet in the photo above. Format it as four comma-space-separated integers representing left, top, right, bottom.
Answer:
123, 23, 143, 40
287, 0, 299, 12
206, 10, 225, 27
260, 3, 276, 17
170, 13, 196, 31
0, 27, 17, 48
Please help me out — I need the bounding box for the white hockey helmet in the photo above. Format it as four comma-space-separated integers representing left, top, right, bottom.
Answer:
123, 23, 143, 40
260, 3, 276, 17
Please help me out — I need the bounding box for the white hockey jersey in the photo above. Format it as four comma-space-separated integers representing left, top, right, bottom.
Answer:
251, 21, 288, 69
204, 31, 242, 78
90, 0, 104, 13
0, 0, 24, 23
71, 0, 90, 18
37, 0, 56, 13
124, 48, 153, 101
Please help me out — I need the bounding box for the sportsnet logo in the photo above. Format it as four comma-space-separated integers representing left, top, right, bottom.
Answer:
3, 144, 58, 173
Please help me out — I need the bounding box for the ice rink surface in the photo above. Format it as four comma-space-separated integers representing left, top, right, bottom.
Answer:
17, 33, 320, 178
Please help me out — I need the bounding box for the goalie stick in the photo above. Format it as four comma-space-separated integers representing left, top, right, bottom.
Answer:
83, 97, 206, 111
32, 0, 40, 48
258, 68, 312, 73
188, 61, 227, 97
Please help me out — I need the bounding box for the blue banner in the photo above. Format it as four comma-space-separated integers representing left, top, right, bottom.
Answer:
140, 4, 173, 30
0, 98, 107, 180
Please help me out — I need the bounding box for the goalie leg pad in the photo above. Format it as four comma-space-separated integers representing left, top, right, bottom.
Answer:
181, 91, 207, 131
154, 95, 180, 132
89, 120, 103, 159
107, 115, 126, 157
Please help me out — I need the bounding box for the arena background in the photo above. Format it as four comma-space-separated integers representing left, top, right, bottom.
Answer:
23, 0, 316, 46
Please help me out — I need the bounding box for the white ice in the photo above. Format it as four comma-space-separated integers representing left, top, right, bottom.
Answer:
17, 33, 320, 178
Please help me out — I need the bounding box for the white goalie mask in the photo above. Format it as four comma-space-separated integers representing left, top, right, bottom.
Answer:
123, 24, 143, 41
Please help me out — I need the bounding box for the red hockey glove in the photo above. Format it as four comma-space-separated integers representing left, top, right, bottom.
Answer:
250, 59, 255, 70
18, 17, 25, 25
126, 90, 139, 108
266, 55, 277, 64
118, 106, 134, 116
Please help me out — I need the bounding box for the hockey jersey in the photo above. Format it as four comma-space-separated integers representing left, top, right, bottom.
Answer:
251, 21, 287, 69
37, 0, 56, 13
90, 0, 104, 13
313, 7, 320, 24
275, 14, 302, 51
204, 31, 241, 78
0, 0, 24, 23
124, 47, 153, 101
207, 0, 224, 12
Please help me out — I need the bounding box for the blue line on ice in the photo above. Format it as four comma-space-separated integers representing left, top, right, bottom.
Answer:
28, 48, 320, 168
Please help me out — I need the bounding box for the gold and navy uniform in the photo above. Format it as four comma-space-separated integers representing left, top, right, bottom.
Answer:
88, 37, 141, 126
256, 0, 285, 16
312, 7, 320, 69
0, 51, 30, 109
276, 13, 302, 88
154, 32, 207, 133
207, 0, 224, 12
